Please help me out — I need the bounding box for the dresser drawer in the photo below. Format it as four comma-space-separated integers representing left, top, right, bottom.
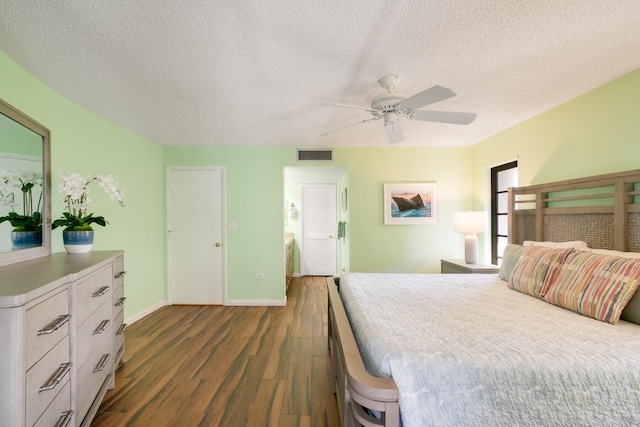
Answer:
32, 380, 71, 427
25, 287, 70, 369
113, 281, 125, 314
25, 335, 71, 427
76, 323, 113, 421
113, 284, 125, 333
113, 256, 125, 290
76, 298, 113, 370
75, 266, 113, 325
113, 256, 126, 367
114, 307, 126, 362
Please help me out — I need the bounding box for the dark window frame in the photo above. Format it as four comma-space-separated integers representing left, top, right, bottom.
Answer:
491, 161, 518, 265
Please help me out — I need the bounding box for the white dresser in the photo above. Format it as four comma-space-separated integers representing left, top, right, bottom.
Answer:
112, 256, 127, 371
0, 251, 125, 427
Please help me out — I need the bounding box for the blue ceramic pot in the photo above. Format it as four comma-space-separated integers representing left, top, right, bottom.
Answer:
63, 230, 94, 253
11, 231, 42, 250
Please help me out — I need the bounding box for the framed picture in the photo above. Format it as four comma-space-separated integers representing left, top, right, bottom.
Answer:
383, 183, 438, 225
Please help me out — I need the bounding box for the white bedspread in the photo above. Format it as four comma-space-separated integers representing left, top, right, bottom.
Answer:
340, 273, 640, 427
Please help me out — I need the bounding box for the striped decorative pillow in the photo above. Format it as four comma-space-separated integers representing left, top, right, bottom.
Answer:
542, 250, 640, 324
507, 245, 573, 299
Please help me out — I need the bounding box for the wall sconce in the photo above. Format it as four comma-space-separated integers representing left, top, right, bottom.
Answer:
288, 203, 298, 219
454, 211, 488, 264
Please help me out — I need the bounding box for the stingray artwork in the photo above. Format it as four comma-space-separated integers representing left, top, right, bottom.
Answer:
392, 194, 424, 211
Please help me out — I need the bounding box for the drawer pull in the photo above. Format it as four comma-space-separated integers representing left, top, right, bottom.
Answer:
93, 354, 111, 373
39, 362, 72, 392
114, 270, 126, 278
116, 323, 128, 335
37, 314, 72, 336
54, 410, 74, 427
92, 286, 110, 297
115, 296, 127, 307
93, 319, 111, 335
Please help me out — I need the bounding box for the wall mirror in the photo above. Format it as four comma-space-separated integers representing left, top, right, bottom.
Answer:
0, 98, 51, 267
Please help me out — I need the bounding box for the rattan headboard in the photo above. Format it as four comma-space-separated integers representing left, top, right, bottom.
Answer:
508, 169, 640, 251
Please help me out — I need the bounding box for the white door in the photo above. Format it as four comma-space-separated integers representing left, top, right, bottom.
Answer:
167, 168, 224, 304
301, 184, 336, 276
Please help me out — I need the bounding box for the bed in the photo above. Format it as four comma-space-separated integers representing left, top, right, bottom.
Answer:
327, 169, 640, 427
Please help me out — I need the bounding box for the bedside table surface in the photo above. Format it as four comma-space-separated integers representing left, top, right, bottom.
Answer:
441, 259, 500, 274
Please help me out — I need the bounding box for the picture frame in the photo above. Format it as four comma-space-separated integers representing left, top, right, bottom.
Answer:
383, 183, 438, 225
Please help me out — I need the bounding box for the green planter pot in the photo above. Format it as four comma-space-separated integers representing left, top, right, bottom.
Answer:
63, 230, 94, 253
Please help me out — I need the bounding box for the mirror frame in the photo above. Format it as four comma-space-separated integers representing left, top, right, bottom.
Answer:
0, 98, 51, 267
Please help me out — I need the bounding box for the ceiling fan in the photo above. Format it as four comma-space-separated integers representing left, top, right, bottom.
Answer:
322, 75, 477, 144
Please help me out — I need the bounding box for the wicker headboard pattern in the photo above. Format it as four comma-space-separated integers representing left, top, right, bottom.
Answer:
508, 169, 640, 251
543, 214, 614, 249
628, 214, 640, 252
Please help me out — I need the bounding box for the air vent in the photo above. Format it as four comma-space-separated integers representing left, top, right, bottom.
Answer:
297, 149, 333, 161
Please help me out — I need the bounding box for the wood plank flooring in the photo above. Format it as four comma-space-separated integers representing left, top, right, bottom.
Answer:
92, 276, 340, 427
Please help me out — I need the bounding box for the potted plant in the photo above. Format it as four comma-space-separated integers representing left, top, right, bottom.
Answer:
53, 172, 124, 253
0, 170, 43, 250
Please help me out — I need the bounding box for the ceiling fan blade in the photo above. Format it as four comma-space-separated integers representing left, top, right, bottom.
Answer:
397, 85, 456, 110
385, 121, 404, 144
321, 117, 379, 136
322, 102, 377, 112
411, 110, 477, 125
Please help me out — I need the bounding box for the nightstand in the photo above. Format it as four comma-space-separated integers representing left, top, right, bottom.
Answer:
441, 259, 500, 274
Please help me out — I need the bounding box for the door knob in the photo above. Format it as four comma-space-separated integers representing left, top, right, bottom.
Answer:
329, 234, 334, 239
215, 242, 221, 247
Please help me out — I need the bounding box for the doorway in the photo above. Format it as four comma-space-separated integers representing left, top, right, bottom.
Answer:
167, 167, 225, 304
284, 166, 348, 278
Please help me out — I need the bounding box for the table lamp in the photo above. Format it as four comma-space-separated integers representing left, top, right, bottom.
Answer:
454, 211, 488, 264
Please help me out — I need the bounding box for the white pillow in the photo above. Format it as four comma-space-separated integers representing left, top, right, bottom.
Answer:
590, 249, 640, 259
523, 240, 588, 249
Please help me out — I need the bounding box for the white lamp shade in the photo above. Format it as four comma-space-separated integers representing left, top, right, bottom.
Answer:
454, 211, 488, 234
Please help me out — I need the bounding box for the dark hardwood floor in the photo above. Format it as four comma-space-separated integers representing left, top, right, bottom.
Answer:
92, 276, 340, 427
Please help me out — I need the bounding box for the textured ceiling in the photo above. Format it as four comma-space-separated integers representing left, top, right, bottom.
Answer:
1, 1, 639, 148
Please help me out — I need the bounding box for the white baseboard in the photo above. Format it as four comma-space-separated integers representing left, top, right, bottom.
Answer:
225, 298, 287, 306
292, 273, 301, 277
125, 300, 168, 325
124, 297, 288, 324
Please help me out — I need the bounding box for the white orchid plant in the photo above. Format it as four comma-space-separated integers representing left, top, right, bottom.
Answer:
0, 170, 43, 232
53, 172, 125, 231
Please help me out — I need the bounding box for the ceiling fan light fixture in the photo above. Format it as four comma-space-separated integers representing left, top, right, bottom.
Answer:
384, 119, 404, 144
323, 75, 476, 145
384, 112, 397, 125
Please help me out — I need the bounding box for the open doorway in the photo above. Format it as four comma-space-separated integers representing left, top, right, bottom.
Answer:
284, 166, 349, 278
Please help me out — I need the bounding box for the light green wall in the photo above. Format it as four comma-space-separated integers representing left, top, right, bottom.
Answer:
164, 147, 292, 302
337, 147, 472, 273
472, 68, 640, 189
471, 68, 640, 257
165, 146, 472, 302
0, 129, 42, 155
0, 50, 166, 320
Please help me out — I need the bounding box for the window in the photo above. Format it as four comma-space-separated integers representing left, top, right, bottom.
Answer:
491, 161, 518, 265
